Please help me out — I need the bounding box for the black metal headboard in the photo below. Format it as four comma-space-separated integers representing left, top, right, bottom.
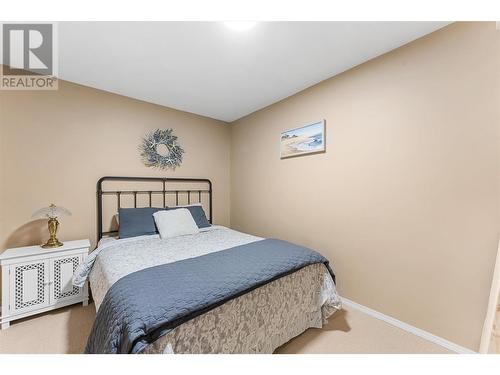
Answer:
97, 176, 212, 241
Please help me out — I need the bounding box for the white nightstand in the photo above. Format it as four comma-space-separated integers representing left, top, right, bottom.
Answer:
0, 239, 90, 329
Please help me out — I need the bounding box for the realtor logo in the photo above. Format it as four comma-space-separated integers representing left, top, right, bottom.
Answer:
1, 23, 58, 90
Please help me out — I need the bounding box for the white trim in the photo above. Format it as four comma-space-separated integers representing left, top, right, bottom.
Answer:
341, 297, 476, 354
479, 239, 500, 353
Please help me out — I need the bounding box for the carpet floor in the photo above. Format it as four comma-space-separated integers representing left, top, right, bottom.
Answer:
0, 303, 451, 354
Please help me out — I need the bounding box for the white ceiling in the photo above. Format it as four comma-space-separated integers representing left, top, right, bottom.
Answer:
58, 22, 450, 122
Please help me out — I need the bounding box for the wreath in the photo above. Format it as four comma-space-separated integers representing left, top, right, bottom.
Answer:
139, 129, 184, 170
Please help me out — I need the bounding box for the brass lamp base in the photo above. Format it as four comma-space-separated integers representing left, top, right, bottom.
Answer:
42, 237, 63, 248
41, 217, 64, 249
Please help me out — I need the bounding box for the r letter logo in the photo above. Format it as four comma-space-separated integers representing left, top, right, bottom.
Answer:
1, 23, 58, 90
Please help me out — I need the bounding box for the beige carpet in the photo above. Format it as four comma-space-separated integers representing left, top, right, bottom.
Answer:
0, 303, 451, 354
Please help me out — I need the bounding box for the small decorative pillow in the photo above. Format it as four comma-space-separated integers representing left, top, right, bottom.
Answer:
153, 208, 200, 239
167, 203, 211, 228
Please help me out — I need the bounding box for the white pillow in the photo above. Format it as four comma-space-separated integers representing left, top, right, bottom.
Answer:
153, 208, 199, 239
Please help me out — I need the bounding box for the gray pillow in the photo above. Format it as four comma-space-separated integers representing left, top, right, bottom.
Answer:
118, 207, 165, 239
167, 204, 211, 228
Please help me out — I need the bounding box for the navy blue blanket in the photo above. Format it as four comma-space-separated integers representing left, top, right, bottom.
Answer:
85, 239, 335, 354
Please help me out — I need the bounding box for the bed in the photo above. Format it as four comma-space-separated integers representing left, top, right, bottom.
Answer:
75, 177, 341, 354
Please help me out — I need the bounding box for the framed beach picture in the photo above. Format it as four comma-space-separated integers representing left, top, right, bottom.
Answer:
280, 120, 325, 159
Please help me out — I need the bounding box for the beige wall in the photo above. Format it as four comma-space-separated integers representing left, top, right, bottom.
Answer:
230, 22, 500, 350
0, 80, 231, 251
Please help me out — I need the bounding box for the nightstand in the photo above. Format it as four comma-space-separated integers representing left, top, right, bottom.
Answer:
0, 239, 90, 329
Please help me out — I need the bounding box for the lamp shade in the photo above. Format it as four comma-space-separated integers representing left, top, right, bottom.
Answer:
32, 204, 71, 219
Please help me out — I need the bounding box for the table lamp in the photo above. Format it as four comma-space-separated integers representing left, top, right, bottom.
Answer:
32, 204, 72, 248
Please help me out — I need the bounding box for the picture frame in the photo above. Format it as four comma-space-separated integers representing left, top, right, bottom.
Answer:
280, 119, 325, 159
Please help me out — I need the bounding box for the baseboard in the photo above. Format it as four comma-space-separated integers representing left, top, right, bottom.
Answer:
341, 297, 476, 354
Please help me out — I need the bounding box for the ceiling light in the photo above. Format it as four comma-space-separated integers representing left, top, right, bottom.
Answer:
223, 21, 257, 32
